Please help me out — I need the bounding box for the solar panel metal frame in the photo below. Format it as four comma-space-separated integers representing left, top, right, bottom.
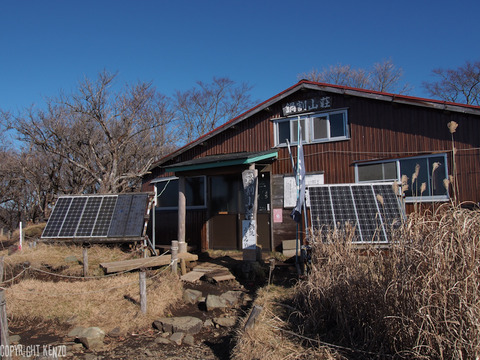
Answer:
41, 193, 151, 241
308, 183, 405, 243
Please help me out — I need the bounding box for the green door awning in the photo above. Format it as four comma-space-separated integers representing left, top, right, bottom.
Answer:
164, 150, 278, 173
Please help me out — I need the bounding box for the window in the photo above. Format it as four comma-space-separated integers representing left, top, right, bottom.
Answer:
154, 176, 206, 209
356, 154, 449, 202
274, 109, 349, 146
357, 162, 397, 182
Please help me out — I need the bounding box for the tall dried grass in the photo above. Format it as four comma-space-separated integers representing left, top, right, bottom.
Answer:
232, 285, 340, 360
293, 204, 480, 359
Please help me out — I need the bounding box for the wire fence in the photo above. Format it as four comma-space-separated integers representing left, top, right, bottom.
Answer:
0, 251, 174, 297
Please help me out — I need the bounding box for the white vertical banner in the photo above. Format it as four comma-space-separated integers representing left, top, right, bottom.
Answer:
242, 220, 256, 250
291, 122, 306, 223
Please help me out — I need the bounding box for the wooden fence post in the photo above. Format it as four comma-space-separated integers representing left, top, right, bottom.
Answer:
180, 258, 187, 276
139, 270, 147, 314
171, 240, 178, 275
83, 248, 88, 278
0, 256, 4, 283
244, 305, 263, 330
0, 290, 11, 358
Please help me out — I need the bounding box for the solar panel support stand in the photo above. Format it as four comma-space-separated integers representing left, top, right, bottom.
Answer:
83, 248, 88, 277
139, 270, 147, 314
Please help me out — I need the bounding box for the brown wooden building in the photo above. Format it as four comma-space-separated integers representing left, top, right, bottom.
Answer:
142, 80, 480, 252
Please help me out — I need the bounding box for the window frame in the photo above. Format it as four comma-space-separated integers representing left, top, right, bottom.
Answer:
153, 175, 207, 210
273, 109, 349, 146
355, 154, 450, 203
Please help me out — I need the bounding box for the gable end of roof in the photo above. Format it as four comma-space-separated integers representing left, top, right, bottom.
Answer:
151, 80, 480, 169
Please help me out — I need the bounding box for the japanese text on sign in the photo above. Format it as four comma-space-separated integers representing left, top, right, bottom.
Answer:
282, 97, 331, 116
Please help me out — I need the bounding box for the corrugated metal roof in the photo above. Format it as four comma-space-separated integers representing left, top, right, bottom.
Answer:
151, 80, 480, 170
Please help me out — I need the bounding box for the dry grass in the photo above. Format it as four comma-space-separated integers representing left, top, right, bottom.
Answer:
1, 242, 134, 277
294, 204, 480, 359
232, 285, 341, 360
5, 270, 183, 333
10, 223, 46, 240
1, 225, 184, 335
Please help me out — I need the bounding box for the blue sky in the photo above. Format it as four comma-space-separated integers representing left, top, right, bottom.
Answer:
1, 0, 479, 114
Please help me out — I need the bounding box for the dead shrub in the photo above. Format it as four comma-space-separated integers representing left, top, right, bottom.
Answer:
293, 204, 480, 359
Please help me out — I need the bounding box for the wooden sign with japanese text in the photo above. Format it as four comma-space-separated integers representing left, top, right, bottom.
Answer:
282, 97, 331, 116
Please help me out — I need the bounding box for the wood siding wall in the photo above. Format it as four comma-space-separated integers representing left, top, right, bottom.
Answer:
149, 209, 206, 251
143, 89, 480, 251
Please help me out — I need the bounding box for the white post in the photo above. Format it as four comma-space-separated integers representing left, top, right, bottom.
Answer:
178, 177, 187, 254
153, 186, 157, 252
19, 222, 23, 251
171, 240, 178, 275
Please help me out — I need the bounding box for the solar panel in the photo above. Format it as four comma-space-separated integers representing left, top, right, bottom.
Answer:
308, 183, 404, 243
42, 197, 73, 238
124, 194, 149, 237
91, 196, 117, 237
329, 186, 360, 238
309, 186, 334, 236
58, 197, 87, 237
352, 185, 385, 242
75, 196, 103, 237
42, 193, 151, 240
107, 194, 132, 237
372, 184, 403, 239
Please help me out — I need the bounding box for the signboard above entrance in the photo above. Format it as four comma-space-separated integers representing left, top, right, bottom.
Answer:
282, 97, 331, 116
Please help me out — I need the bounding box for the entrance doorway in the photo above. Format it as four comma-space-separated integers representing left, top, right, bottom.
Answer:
209, 172, 271, 250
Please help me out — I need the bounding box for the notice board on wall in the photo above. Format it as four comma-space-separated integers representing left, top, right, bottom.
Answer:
283, 173, 324, 208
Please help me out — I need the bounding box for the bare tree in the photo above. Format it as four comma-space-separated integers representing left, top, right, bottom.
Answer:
300, 64, 370, 89
7, 71, 176, 194
423, 60, 480, 105
174, 77, 255, 143
299, 59, 411, 94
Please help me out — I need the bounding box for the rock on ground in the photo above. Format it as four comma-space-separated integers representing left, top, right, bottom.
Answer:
170, 332, 184, 346
220, 291, 243, 306
76, 327, 105, 350
183, 288, 203, 304
153, 316, 203, 335
205, 294, 227, 311
67, 326, 86, 338
183, 334, 195, 346
213, 317, 237, 327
